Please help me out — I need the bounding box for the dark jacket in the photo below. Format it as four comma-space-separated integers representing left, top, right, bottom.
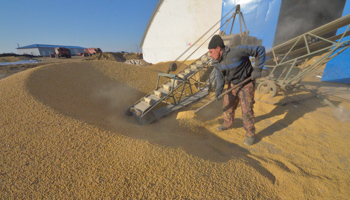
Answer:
213, 45, 265, 96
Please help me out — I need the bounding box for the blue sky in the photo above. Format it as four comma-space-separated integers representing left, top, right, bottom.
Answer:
2, 0, 350, 54
0, 0, 159, 53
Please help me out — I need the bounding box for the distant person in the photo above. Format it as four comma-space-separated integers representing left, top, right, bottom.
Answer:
208, 35, 265, 145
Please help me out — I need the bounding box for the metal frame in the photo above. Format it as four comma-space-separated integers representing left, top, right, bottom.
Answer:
138, 54, 215, 122
258, 14, 350, 96
222, 4, 249, 37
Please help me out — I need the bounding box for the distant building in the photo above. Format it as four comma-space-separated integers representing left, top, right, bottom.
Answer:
16, 44, 86, 56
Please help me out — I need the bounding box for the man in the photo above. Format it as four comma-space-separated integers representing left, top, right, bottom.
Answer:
208, 35, 265, 146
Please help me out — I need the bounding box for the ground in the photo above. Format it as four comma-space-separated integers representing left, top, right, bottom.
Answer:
0, 56, 349, 199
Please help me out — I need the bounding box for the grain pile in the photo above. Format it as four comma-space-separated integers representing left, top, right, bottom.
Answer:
86, 52, 126, 62
176, 111, 196, 120
176, 111, 204, 133
1, 59, 349, 199
124, 53, 142, 60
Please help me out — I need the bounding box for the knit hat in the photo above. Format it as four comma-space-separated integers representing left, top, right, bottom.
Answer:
208, 35, 225, 49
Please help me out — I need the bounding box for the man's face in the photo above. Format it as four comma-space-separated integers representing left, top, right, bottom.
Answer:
209, 46, 222, 60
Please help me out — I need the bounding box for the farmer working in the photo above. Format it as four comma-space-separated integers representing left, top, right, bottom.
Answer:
208, 35, 265, 146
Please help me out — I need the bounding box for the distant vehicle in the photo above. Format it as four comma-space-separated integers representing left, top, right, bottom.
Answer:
82, 48, 102, 57
51, 47, 71, 59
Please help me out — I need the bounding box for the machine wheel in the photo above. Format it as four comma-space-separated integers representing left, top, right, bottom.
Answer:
257, 80, 277, 97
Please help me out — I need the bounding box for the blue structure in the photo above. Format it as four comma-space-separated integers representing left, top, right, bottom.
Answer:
322, 53, 350, 84
17, 44, 86, 56
322, 0, 350, 84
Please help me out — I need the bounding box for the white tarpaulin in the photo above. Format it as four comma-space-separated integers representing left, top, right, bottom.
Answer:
140, 0, 222, 64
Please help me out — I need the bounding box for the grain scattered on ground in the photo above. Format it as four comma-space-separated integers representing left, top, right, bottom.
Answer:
0, 58, 349, 199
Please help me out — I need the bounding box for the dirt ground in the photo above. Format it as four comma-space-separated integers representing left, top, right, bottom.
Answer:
0, 57, 349, 199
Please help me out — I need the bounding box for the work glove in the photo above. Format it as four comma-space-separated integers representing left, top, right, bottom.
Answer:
251, 68, 262, 80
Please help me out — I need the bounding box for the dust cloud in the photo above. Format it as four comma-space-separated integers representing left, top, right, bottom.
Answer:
273, 0, 346, 46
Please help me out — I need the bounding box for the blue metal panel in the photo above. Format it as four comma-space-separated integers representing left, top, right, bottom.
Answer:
221, 0, 281, 50
321, 47, 350, 84
322, 1, 350, 84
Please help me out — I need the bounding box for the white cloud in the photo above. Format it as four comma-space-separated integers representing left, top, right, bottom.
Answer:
232, 0, 260, 13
